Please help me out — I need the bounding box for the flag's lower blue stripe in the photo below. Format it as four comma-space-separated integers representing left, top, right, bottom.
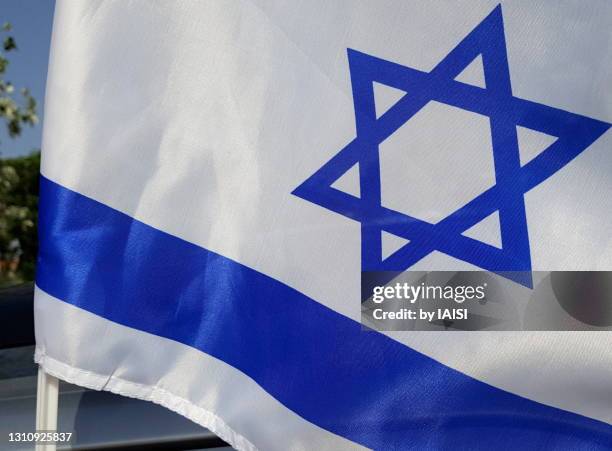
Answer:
36, 176, 612, 450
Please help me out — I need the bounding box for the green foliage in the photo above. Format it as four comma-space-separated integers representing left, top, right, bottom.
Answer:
3, 36, 16, 52
0, 22, 39, 286
0, 22, 37, 142
0, 151, 39, 284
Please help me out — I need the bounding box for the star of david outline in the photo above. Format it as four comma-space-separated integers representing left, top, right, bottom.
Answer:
292, 5, 610, 288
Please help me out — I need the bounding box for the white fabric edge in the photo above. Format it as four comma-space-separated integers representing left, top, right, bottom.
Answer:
34, 350, 258, 451
34, 287, 366, 451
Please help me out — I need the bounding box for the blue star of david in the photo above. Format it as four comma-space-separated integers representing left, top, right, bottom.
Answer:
292, 5, 610, 288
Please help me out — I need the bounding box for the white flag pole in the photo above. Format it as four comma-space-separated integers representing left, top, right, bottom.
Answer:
35, 366, 59, 451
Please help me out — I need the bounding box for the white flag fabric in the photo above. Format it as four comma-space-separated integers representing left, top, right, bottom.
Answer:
35, 1, 612, 449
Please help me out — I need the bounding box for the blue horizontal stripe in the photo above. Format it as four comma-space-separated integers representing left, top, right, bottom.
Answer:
36, 176, 612, 450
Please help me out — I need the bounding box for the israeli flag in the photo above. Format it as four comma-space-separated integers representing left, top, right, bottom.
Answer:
35, 1, 611, 449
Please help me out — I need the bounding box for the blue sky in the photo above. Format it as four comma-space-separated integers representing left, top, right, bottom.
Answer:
1, 0, 55, 158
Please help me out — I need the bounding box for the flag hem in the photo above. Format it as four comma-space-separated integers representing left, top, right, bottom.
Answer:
34, 348, 257, 451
